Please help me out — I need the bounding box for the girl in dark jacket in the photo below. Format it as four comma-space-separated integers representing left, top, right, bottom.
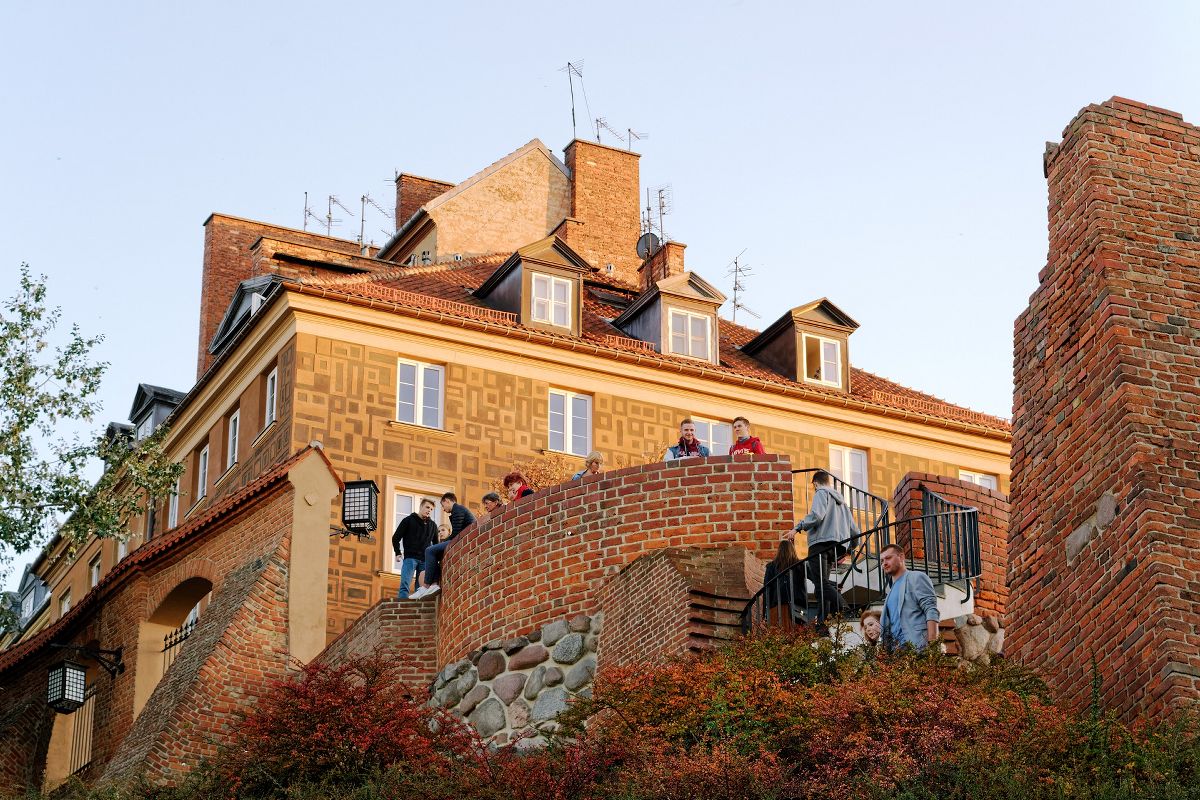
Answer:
763, 539, 806, 629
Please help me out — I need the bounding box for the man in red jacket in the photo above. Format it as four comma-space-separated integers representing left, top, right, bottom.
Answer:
729, 416, 766, 455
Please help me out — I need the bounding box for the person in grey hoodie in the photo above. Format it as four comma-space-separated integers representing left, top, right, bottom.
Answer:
794, 471, 859, 618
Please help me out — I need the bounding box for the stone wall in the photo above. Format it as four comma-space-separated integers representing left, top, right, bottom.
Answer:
1010, 97, 1200, 720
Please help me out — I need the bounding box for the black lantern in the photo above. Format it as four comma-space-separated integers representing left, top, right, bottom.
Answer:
341, 480, 379, 535
47, 660, 87, 713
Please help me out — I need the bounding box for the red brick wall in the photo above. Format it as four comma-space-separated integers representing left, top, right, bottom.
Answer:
597, 551, 693, 667
315, 599, 439, 687
562, 140, 642, 284
893, 472, 1009, 618
394, 174, 454, 229
1011, 97, 1200, 720
436, 455, 792, 666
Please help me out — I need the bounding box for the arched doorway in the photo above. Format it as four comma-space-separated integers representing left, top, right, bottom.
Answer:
133, 577, 213, 718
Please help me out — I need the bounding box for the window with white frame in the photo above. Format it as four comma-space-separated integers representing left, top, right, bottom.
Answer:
226, 410, 240, 470
168, 476, 180, 529
548, 389, 591, 457
829, 444, 869, 507
59, 591, 71, 616
691, 418, 733, 456
803, 334, 842, 387
135, 415, 155, 441
959, 470, 998, 491
531, 273, 571, 328
668, 309, 711, 360
21, 592, 33, 620
396, 359, 444, 429
117, 538, 128, 562
264, 367, 278, 427
389, 491, 443, 573
89, 555, 101, 588
197, 445, 209, 501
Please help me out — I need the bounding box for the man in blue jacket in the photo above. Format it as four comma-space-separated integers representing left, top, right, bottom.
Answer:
879, 543, 941, 651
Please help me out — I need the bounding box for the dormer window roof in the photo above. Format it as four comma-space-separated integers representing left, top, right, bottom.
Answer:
208, 274, 282, 357
742, 298, 859, 392
128, 383, 187, 440
474, 235, 595, 336
612, 271, 727, 364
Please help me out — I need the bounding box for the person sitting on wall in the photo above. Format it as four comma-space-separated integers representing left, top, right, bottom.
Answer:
728, 416, 767, 455
572, 451, 605, 480
477, 491, 503, 523
793, 470, 856, 619
411, 492, 477, 600
664, 418, 710, 460
879, 543, 941, 652
503, 471, 535, 501
762, 538, 806, 629
392, 497, 438, 600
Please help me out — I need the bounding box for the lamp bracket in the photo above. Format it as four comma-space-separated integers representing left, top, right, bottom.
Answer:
50, 643, 125, 677
329, 525, 376, 544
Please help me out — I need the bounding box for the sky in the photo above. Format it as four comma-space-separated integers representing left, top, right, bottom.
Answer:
3, 1, 1200, 589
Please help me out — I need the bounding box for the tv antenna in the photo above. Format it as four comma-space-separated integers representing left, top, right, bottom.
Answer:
726, 249, 760, 323
325, 195, 354, 237
627, 128, 647, 151
302, 192, 323, 232
655, 185, 673, 242
595, 117, 622, 145
359, 193, 394, 247
558, 60, 591, 140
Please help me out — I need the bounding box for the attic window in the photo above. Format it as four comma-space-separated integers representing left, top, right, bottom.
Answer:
668, 309, 711, 360
531, 273, 571, 328
803, 333, 841, 387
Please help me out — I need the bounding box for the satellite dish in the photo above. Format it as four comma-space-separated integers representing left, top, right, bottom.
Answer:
636, 232, 661, 261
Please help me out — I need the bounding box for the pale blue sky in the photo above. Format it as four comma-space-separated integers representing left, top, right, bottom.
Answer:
3, 2, 1200, 588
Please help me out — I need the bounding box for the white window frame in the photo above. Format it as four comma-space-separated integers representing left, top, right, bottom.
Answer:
226, 410, 240, 470
388, 490, 443, 573
690, 417, 733, 456
168, 476, 180, 529
117, 538, 128, 562
802, 333, 842, 388
264, 367, 278, 427
197, 445, 209, 501
667, 309, 712, 361
548, 389, 592, 457
396, 358, 445, 429
531, 273, 572, 329
89, 555, 101, 588
135, 416, 155, 441
959, 470, 998, 491
829, 444, 869, 508
21, 592, 33, 619
59, 591, 71, 616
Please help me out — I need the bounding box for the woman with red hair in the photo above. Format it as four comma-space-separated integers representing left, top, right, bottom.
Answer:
502, 471, 535, 501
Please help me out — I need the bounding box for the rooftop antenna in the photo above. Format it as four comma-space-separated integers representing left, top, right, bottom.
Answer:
656, 185, 673, 242
627, 128, 648, 151
359, 193, 395, 249
303, 192, 323, 232
726, 249, 760, 323
596, 117, 623, 145
558, 60, 585, 139
326, 195, 354, 237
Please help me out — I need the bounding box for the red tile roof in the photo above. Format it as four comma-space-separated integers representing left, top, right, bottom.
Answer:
295, 259, 1010, 436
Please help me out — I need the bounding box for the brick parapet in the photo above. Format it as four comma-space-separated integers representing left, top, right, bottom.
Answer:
436, 455, 792, 665
315, 599, 439, 687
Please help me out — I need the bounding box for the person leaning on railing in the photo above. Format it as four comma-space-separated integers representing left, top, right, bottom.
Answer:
793, 470, 856, 618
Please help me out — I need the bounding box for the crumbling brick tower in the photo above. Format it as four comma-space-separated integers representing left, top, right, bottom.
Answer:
1010, 97, 1200, 721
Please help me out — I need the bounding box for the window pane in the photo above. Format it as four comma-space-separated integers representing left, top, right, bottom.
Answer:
712, 423, 732, 456
828, 445, 844, 481
549, 392, 566, 452
266, 372, 277, 423
553, 300, 568, 327
692, 420, 711, 443
397, 362, 417, 423
823, 340, 840, 384
552, 278, 568, 303
570, 395, 590, 455
422, 366, 442, 428
689, 316, 708, 357
533, 274, 548, 300
850, 449, 868, 490
533, 297, 548, 321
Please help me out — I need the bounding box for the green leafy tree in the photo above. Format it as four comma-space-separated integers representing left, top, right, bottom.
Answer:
0, 265, 182, 587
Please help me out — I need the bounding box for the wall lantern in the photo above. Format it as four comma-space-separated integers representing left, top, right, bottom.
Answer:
333, 479, 379, 542
46, 644, 124, 713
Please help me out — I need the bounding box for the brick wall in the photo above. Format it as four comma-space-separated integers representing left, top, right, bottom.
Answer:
562, 140, 642, 284
892, 472, 1009, 618
436, 455, 792, 665
1010, 97, 1200, 720
315, 599, 439, 687
597, 550, 694, 667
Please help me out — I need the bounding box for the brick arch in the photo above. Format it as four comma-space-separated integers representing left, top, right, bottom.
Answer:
437, 455, 793, 665
144, 559, 218, 619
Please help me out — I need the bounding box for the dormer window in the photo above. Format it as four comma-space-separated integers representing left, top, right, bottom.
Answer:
803, 333, 842, 387
531, 273, 571, 328
668, 309, 711, 359
135, 415, 155, 441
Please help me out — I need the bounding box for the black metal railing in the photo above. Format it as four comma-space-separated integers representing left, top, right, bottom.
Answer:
742, 482, 981, 634
68, 685, 96, 775
162, 618, 197, 676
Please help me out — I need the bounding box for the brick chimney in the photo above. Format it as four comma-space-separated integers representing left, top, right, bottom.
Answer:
637, 241, 687, 292
1009, 97, 1200, 722
561, 140, 642, 284
394, 173, 455, 229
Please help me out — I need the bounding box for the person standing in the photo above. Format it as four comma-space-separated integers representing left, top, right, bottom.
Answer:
572, 451, 605, 480
411, 492, 477, 600
391, 497, 438, 600
793, 471, 857, 619
664, 418, 710, 460
878, 543, 940, 651
728, 416, 766, 455
762, 539, 805, 628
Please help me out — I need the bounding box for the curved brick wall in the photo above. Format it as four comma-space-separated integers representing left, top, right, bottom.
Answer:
437, 455, 793, 665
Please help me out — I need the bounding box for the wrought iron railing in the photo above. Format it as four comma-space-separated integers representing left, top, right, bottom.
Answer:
162, 618, 197, 676
742, 480, 981, 633
68, 685, 96, 775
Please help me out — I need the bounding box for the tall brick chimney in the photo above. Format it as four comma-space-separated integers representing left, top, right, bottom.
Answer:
394, 173, 455, 229
1009, 97, 1200, 721
561, 140, 642, 285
